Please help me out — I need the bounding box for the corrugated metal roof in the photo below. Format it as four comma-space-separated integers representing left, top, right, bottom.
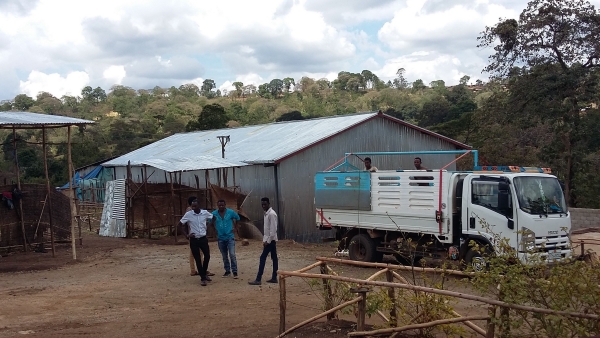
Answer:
103, 112, 470, 169
139, 155, 249, 172
0, 112, 94, 126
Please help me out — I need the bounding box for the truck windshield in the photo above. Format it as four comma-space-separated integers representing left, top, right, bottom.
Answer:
513, 177, 567, 215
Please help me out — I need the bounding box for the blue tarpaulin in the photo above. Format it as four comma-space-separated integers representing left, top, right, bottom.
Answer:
59, 166, 113, 203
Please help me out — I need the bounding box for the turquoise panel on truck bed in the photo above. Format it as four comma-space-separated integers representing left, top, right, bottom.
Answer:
315, 172, 371, 211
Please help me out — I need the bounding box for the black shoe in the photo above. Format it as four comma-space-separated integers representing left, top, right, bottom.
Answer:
233, 273, 238, 279
222, 272, 231, 278
205, 276, 212, 282
201, 280, 207, 286
266, 278, 278, 284
248, 280, 261, 285
207, 271, 216, 277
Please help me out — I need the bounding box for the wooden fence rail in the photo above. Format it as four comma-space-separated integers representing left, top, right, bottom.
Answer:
276, 258, 599, 338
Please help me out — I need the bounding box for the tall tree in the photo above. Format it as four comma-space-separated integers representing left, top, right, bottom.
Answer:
268, 79, 284, 97
478, 0, 600, 205
393, 68, 409, 89
282, 77, 295, 93
232, 81, 244, 98
201, 79, 216, 97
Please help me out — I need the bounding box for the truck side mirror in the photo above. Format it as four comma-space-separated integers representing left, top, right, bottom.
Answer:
508, 219, 514, 229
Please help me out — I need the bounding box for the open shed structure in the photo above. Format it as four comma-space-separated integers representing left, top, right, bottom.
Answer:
0, 112, 94, 257
103, 111, 470, 242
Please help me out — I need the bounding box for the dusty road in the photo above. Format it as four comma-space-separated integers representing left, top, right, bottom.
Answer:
0, 235, 359, 338
1, 230, 596, 338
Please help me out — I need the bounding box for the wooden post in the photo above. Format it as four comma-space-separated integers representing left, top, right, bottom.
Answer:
169, 172, 177, 242
42, 126, 56, 257
351, 287, 369, 331
127, 161, 134, 238
320, 263, 334, 320
279, 276, 286, 334
499, 286, 510, 337
12, 128, 27, 253
67, 126, 77, 260
486, 305, 496, 338
78, 216, 82, 246
386, 270, 397, 327
143, 165, 150, 239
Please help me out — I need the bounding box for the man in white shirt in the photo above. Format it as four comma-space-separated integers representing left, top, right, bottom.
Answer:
248, 197, 279, 285
178, 200, 213, 286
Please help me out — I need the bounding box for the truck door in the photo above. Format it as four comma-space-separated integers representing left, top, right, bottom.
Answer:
463, 176, 516, 249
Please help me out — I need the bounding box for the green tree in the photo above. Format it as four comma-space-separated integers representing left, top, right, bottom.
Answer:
201, 79, 216, 98
282, 77, 295, 93
0, 100, 12, 111
232, 81, 244, 98
178, 83, 200, 98
186, 103, 228, 131
91, 87, 107, 103
268, 79, 284, 97
412, 79, 427, 91
417, 96, 451, 127
393, 68, 409, 89
13, 94, 35, 111
477, 0, 600, 205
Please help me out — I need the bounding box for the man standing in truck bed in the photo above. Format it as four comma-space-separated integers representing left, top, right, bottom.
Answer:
414, 157, 427, 170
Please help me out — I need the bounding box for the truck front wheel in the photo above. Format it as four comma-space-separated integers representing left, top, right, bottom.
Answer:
464, 248, 489, 272
349, 234, 379, 262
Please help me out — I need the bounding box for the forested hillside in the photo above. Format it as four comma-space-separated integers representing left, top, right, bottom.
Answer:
1, 0, 599, 208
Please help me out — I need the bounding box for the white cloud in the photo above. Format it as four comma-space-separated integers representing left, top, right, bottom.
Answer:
19, 70, 89, 98
219, 81, 234, 93
103, 65, 126, 85
3, 0, 600, 98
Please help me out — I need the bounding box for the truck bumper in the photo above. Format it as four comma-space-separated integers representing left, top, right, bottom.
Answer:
517, 249, 572, 265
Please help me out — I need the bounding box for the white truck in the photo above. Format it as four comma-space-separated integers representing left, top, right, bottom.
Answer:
315, 160, 571, 271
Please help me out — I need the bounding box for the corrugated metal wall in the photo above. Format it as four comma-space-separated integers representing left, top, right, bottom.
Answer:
235, 164, 277, 231
278, 117, 461, 242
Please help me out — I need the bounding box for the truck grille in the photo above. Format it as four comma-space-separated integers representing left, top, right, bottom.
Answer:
534, 235, 570, 252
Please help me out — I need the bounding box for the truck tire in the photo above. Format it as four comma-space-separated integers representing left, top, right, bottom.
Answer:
464, 248, 489, 272
348, 234, 379, 262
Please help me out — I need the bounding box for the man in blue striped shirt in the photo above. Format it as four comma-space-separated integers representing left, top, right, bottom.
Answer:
211, 199, 240, 278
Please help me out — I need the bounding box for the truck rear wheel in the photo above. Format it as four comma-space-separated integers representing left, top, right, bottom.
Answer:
349, 234, 379, 262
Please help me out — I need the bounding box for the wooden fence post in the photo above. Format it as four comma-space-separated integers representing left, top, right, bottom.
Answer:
499, 286, 510, 337
386, 270, 397, 327
279, 276, 286, 334
321, 263, 334, 320
351, 287, 370, 332
486, 305, 496, 338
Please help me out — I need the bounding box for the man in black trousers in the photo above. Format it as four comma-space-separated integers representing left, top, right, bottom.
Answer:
179, 200, 213, 286
248, 197, 279, 285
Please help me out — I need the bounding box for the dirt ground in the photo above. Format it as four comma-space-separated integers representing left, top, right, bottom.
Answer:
0, 230, 597, 338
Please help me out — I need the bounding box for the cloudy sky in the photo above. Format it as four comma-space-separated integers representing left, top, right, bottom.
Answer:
1, 0, 598, 101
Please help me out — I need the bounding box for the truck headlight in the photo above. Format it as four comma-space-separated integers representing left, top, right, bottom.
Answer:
520, 227, 536, 252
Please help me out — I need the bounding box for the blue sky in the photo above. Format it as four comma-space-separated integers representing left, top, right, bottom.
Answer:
1, 0, 598, 101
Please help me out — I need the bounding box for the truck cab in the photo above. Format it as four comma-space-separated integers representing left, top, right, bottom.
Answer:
460, 167, 571, 266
